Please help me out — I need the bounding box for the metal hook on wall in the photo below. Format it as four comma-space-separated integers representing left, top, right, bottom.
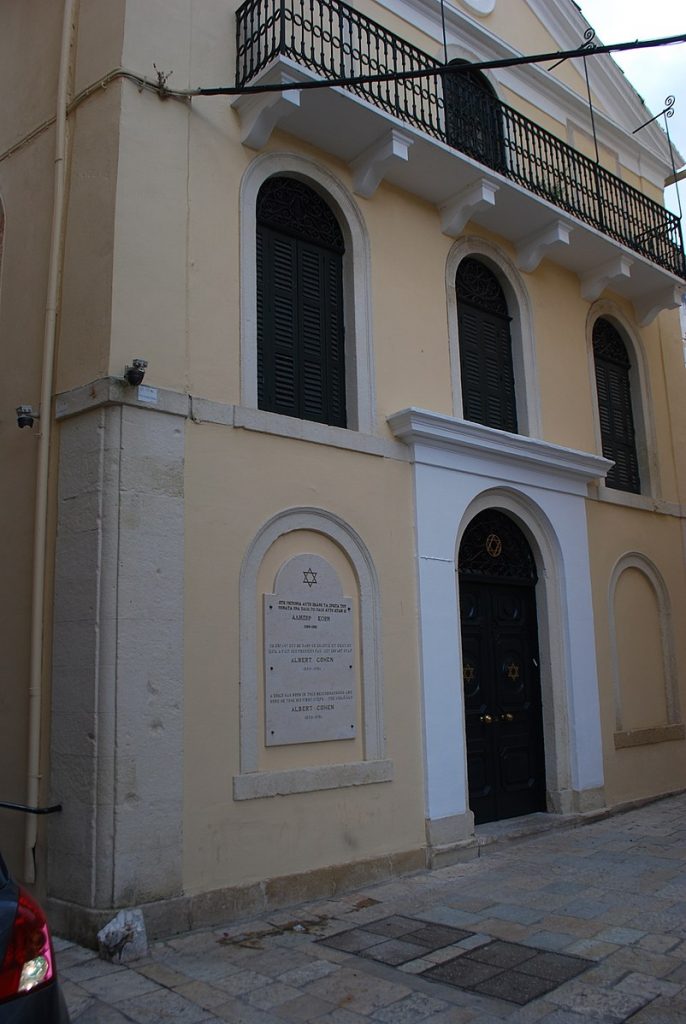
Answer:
634, 96, 682, 219
549, 28, 600, 164
548, 27, 596, 72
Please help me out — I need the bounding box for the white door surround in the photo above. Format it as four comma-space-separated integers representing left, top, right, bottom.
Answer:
389, 408, 612, 848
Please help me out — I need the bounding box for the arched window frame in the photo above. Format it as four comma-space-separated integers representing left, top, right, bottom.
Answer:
240, 154, 375, 435
587, 303, 657, 499
446, 237, 541, 438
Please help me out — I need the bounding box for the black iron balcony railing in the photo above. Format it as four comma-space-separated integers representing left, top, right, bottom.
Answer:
236, 0, 686, 280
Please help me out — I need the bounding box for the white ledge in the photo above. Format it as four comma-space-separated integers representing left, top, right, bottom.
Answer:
589, 483, 685, 517
234, 406, 409, 459
387, 407, 612, 484
233, 759, 394, 799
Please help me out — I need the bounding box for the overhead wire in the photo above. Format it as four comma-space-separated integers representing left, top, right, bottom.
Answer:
186, 32, 686, 97
2, 32, 684, 168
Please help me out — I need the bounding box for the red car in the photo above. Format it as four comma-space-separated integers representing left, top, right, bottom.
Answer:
0, 851, 70, 1022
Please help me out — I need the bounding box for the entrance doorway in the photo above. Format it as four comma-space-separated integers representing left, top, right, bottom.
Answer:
458, 510, 546, 825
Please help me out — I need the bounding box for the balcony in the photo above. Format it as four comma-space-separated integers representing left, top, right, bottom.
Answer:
235, 0, 686, 318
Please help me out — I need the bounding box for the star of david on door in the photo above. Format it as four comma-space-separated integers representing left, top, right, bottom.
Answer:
485, 533, 502, 558
505, 661, 520, 682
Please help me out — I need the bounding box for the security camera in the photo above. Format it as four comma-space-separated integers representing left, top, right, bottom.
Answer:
123, 359, 148, 387
16, 405, 39, 429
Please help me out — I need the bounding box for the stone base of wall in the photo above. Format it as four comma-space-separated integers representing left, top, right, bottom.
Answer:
48, 789, 686, 948
46, 846, 427, 948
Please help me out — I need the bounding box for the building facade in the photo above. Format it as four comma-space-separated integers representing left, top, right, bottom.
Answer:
1, 0, 685, 944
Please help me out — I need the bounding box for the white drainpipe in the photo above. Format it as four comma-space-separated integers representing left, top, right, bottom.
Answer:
24, 0, 77, 882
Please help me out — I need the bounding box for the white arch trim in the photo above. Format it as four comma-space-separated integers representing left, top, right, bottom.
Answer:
235, 507, 391, 800
239, 152, 375, 435
446, 235, 542, 438
608, 552, 682, 746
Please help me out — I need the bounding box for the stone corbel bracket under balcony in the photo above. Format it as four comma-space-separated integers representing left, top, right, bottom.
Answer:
351, 129, 414, 199
233, 56, 685, 324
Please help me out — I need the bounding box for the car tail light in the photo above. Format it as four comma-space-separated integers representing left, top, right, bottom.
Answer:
0, 887, 55, 1002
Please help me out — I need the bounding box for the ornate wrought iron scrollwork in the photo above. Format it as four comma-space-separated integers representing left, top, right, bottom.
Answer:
456, 258, 508, 315
592, 318, 631, 368
459, 510, 537, 583
257, 176, 345, 254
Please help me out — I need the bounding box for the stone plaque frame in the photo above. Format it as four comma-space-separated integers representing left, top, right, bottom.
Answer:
264, 554, 356, 745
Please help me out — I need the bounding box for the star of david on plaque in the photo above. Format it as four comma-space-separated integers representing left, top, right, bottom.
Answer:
463, 663, 476, 684
302, 568, 318, 588
505, 661, 520, 682
485, 533, 502, 558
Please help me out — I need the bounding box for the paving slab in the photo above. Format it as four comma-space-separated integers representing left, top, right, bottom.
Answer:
62, 793, 686, 1022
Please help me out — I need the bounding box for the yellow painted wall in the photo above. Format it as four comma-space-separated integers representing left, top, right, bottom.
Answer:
182, 425, 424, 891
614, 567, 668, 731
587, 502, 686, 805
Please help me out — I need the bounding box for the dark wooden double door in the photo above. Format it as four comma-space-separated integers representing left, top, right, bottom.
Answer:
460, 572, 546, 826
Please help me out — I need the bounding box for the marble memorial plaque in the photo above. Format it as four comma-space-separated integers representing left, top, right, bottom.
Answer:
264, 554, 356, 745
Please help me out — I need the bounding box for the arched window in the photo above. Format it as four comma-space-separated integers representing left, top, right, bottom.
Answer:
456, 257, 518, 432
443, 62, 505, 172
592, 318, 640, 494
256, 176, 346, 427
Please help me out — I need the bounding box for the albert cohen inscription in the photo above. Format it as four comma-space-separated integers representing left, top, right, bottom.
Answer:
264, 554, 356, 746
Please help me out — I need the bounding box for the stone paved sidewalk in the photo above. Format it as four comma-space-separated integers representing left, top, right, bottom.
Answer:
57, 793, 686, 1023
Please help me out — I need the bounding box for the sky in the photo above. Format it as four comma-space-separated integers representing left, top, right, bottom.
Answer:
577, 1, 686, 211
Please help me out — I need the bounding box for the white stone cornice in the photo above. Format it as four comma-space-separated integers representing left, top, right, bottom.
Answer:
516, 220, 573, 273
351, 128, 414, 198
388, 407, 612, 486
440, 179, 499, 237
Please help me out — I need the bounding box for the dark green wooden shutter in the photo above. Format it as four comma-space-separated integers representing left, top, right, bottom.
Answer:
457, 259, 517, 433
257, 227, 299, 417
593, 319, 640, 493
256, 178, 346, 428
